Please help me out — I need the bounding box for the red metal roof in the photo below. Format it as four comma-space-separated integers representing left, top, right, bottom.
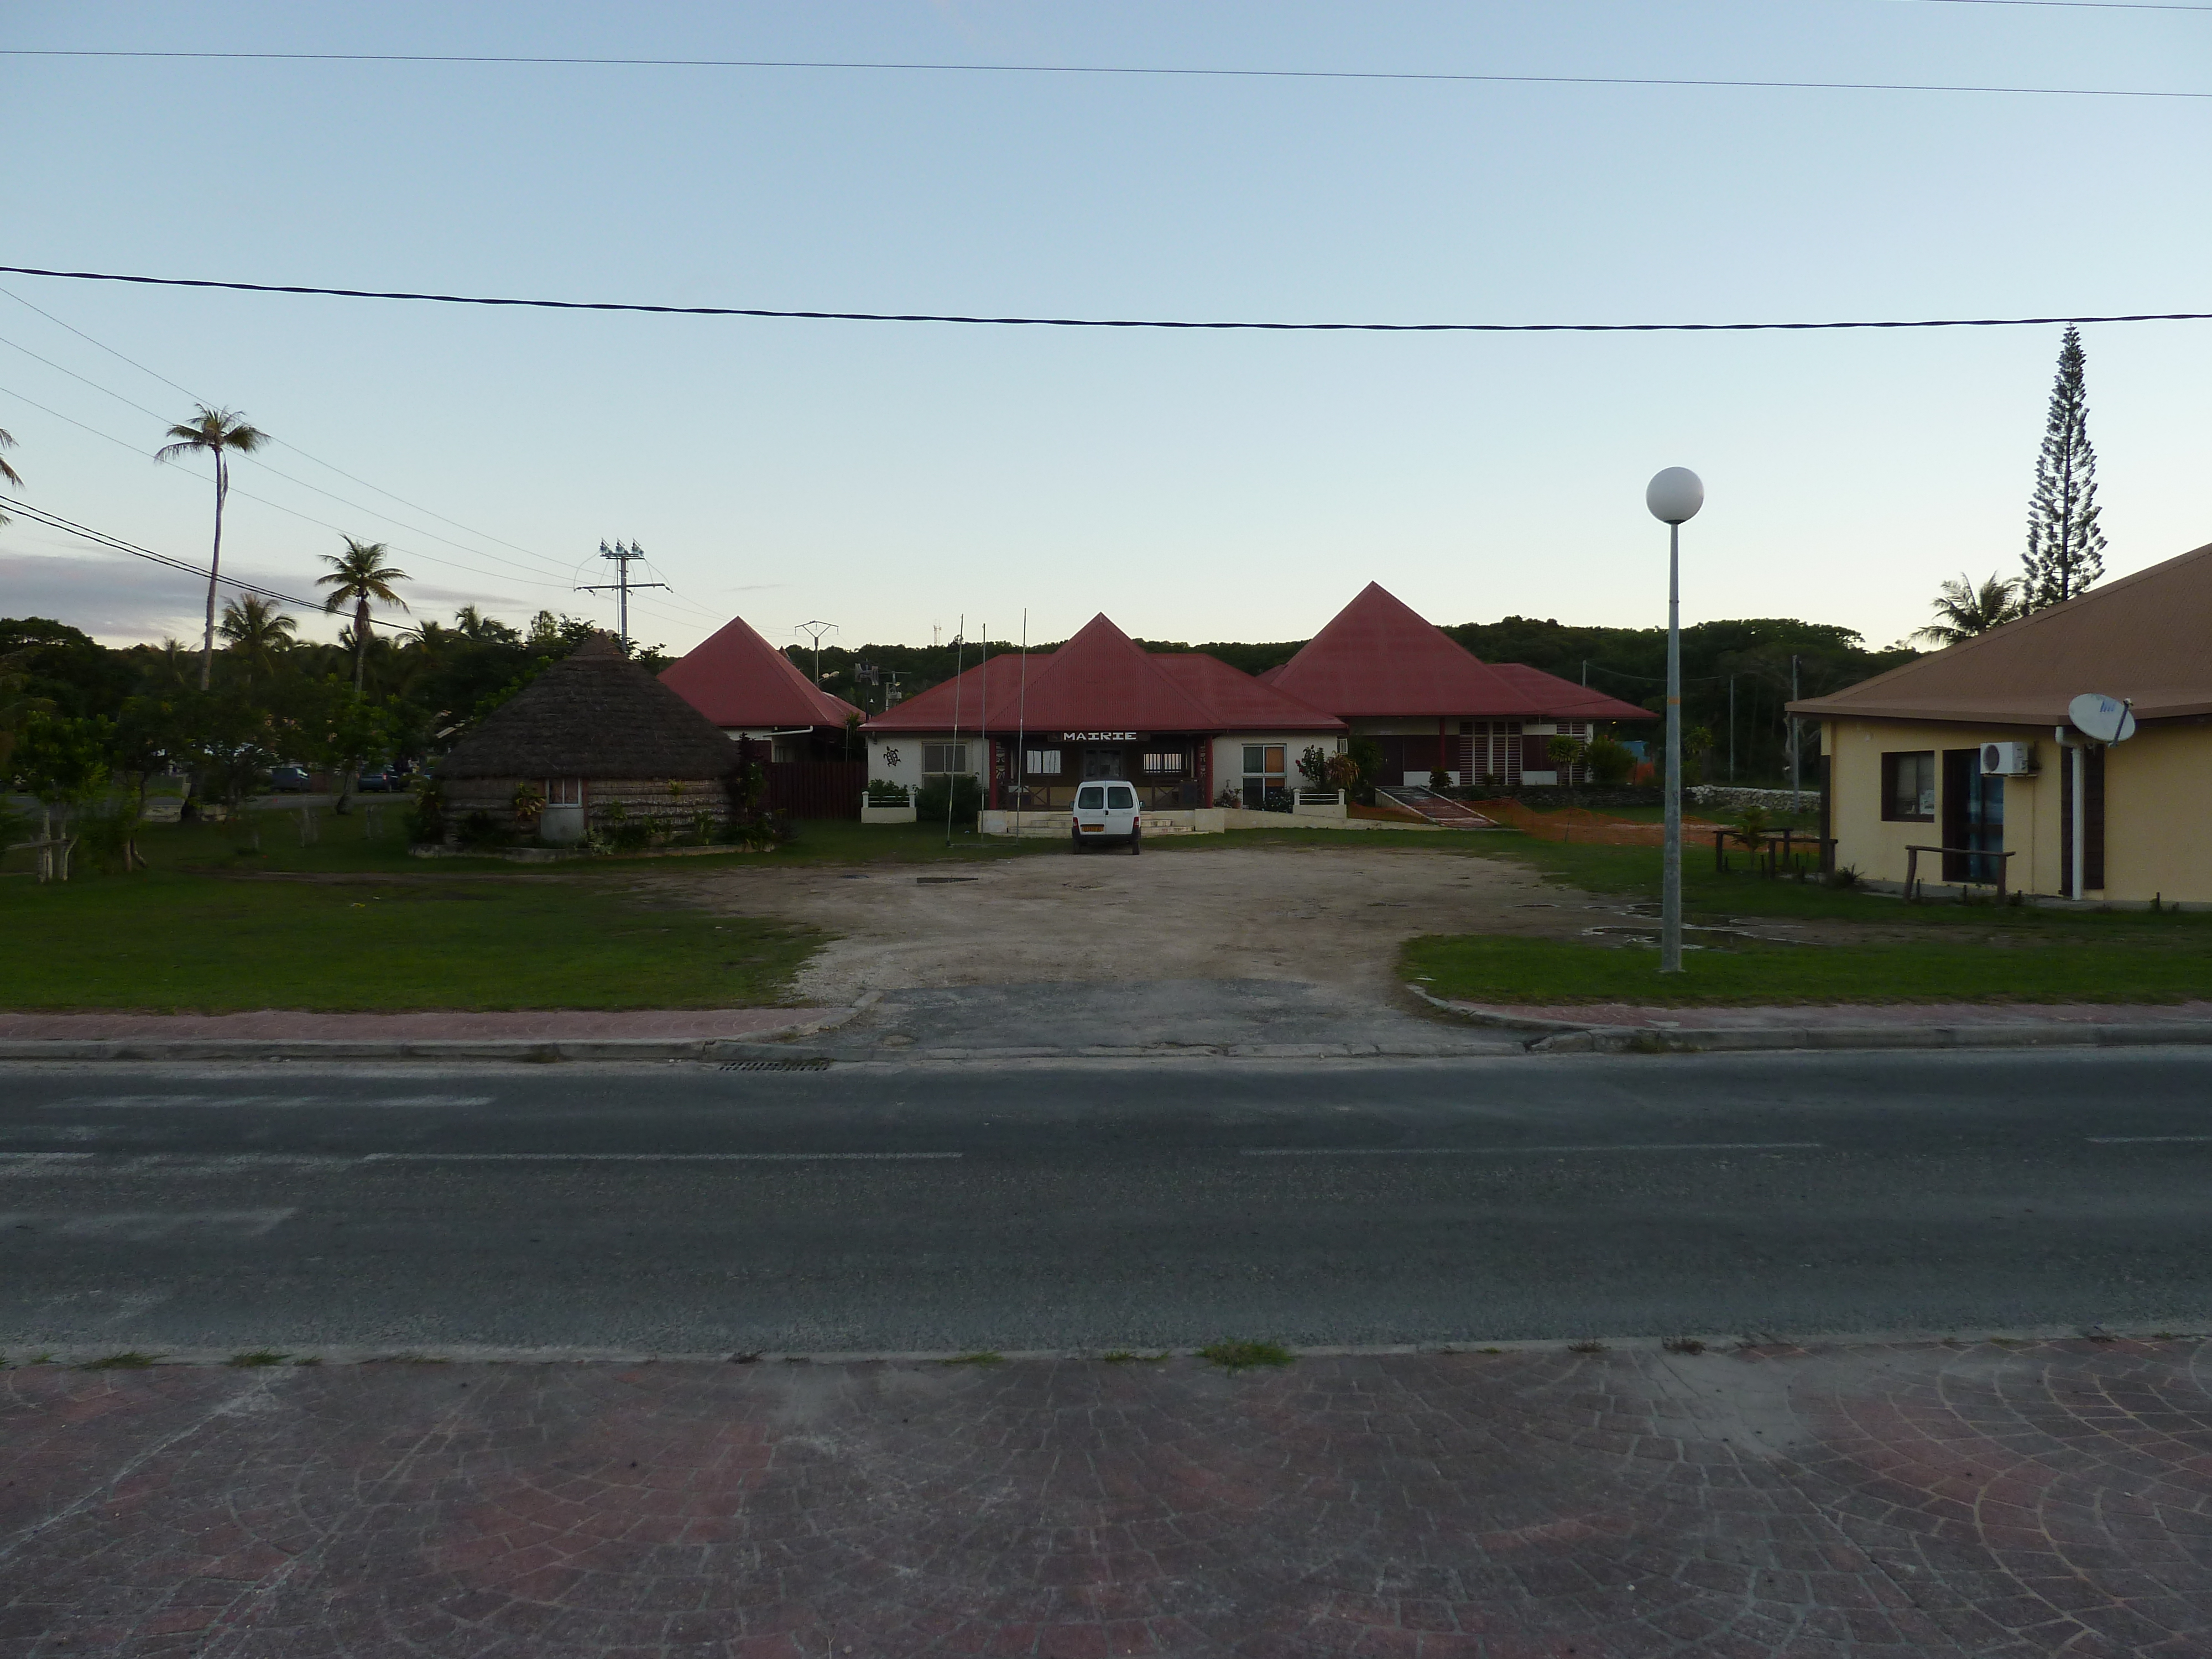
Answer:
865, 614, 1344, 734
660, 614, 862, 729
1485, 663, 1655, 723
1267, 583, 1553, 718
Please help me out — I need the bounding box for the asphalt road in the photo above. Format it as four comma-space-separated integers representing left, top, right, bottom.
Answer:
4, 1049, 2210, 1354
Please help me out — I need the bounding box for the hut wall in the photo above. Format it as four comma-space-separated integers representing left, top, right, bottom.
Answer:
442, 777, 733, 843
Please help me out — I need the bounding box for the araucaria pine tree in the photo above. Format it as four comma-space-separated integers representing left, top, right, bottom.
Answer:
2021, 326, 2106, 611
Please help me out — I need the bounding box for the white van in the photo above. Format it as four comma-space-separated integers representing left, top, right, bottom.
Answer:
1071, 780, 1141, 853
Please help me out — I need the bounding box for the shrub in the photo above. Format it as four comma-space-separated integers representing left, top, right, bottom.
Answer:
404, 777, 446, 846
1262, 787, 1295, 814
1214, 785, 1241, 808
1297, 745, 1332, 789
1583, 737, 1635, 786
915, 774, 982, 828
1428, 769, 1451, 790
865, 780, 911, 806
73, 797, 145, 875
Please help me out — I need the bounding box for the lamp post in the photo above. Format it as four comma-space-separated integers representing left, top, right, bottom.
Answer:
1646, 467, 1704, 973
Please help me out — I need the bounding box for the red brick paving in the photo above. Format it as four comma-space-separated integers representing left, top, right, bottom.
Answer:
4, 1340, 2210, 1656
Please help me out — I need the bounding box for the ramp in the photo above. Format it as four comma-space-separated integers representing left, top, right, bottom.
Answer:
1374, 785, 1500, 828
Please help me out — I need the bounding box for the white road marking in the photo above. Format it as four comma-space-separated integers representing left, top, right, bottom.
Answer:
1240, 1141, 1823, 1156
44, 1095, 495, 1109
360, 1151, 963, 1162
0, 1208, 296, 1239
2086, 1135, 2212, 1144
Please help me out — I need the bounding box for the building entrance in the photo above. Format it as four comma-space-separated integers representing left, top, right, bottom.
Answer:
1082, 747, 1126, 779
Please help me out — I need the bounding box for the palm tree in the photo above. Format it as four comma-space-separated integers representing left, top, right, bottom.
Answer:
1913, 572, 2021, 647
316, 538, 409, 692
155, 406, 268, 690
217, 594, 297, 686
0, 424, 21, 526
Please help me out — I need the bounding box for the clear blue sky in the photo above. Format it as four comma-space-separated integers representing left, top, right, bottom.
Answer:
3, 1, 2206, 658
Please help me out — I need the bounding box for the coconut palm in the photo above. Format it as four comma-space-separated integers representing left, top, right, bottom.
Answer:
155, 406, 268, 690
0, 424, 20, 527
217, 594, 297, 686
1913, 572, 2021, 647
316, 538, 410, 693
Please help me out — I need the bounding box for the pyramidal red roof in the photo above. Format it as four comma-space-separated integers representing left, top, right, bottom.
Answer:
660, 614, 862, 728
866, 614, 1343, 734
1486, 664, 1655, 723
1269, 583, 1552, 719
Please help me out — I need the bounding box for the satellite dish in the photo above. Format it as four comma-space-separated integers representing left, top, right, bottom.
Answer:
2068, 693, 2137, 744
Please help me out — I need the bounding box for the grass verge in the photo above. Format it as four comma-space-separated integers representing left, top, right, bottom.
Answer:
0, 865, 822, 1011
1402, 931, 2212, 1006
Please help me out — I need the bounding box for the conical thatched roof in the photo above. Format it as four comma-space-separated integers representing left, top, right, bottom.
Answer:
440, 634, 740, 780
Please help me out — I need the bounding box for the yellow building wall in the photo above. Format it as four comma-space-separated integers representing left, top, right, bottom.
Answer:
1823, 718, 2212, 903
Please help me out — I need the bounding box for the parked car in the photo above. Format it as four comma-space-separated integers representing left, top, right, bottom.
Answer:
356, 768, 404, 792
267, 765, 312, 794
1070, 780, 1140, 853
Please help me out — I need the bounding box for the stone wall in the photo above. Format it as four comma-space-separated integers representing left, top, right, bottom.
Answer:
442, 777, 733, 843
1686, 785, 1817, 813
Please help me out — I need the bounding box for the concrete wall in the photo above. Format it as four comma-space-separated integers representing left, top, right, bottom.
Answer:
1823, 717, 2212, 902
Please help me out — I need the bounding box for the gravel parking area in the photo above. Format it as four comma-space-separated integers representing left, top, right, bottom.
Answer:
666, 842, 1587, 1005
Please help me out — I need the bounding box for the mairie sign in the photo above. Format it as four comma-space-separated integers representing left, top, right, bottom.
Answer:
1060, 732, 1139, 742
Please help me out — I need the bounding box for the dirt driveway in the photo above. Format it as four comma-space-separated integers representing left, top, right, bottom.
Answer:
656, 840, 1616, 1005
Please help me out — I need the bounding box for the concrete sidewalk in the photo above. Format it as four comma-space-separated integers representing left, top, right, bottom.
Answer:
3, 1338, 2206, 1656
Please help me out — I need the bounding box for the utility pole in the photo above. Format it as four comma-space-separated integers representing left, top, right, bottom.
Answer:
578, 540, 666, 653
1790, 654, 1802, 815
1728, 675, 1736, 783
794, 620, 838, 686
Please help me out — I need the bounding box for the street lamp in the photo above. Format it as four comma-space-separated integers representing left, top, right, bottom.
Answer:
1646, 466, 1704, 974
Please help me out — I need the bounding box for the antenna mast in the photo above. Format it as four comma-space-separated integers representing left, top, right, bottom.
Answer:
577, 540, 667, 652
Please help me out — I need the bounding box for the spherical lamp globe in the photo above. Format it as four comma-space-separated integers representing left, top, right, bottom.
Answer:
1646, 467, 1704, 525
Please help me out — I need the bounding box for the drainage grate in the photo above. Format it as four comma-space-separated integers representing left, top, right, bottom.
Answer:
719, 1058, 832, 1072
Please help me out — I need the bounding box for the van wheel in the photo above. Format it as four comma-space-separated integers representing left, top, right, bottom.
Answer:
1130, 828, 1141, 855
1071, 830, 1083, 854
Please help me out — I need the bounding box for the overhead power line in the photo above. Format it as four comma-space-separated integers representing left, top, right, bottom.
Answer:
1, 494, 420, 633
3, 46, 2209, 101
2, 265, 2205, 333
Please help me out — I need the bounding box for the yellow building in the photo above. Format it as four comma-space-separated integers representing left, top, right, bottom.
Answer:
1789, 540, 2212, 906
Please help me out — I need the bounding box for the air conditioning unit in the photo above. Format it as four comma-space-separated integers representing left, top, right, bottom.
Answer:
1981, 742, 2036, 776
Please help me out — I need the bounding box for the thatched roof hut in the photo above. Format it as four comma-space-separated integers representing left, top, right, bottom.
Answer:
437, 634, 742, 844
442, 633, 738, 781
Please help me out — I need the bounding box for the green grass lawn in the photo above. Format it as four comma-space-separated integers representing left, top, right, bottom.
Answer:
0, 861, 822, 1013
1401, 931, 2212, 1007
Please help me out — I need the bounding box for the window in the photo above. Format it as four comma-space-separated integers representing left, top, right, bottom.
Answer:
547, 779, 582, 806
1241, 744, 1288, 808
923, 742, 972, 775
1106, 785, 1136, 810
1142, 751, 1185, 775
1881, 751, 1936, 821
1025, 748, 1063, 776
1076, 785, 1105, 810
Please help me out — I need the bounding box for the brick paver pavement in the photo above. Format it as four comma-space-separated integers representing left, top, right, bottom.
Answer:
4, 1339, 2210, 1657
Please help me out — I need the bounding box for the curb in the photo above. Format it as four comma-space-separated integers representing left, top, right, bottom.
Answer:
1528, 1021, 2212, 1055
0, 994, 883, 1066
5, 1324, 2194, 1371
1405, 986, 2212, 1055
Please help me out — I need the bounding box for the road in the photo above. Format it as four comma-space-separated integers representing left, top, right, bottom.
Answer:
4, 1048, 2210, 1354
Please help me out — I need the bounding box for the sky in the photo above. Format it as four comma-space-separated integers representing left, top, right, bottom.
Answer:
2, 1, 2208, 661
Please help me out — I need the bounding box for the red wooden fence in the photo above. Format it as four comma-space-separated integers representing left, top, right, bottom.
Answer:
762, 760, 865, 821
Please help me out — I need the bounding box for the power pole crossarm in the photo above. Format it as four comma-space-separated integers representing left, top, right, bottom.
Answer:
577, 539, 667, 653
